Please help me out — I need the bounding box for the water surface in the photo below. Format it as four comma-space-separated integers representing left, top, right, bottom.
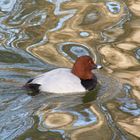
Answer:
0, 0, 140, 140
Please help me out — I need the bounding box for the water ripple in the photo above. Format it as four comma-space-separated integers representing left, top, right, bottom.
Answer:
57, 42, 96, 62
117, 84, 140, 116
106, 1, 121, 14
37, 106, 97, 131
0, 0, 17, 12
135, 48, 140, 60
0, 0, 139, 139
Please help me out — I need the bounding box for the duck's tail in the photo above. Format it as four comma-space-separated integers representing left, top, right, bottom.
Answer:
24, 79, 41, 96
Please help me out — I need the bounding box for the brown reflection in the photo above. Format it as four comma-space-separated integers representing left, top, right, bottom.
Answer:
118, 117, 140, 138
31, 44, 72, 68
128, 0, 140, 16
114, 71, 140, 88
126, 29, 140, 43
44, 112, 74, 129
99, 44, 139, 69
133, 89, 140, 101
29, 0, 128, 67
64, 1, 128, 31
116, 43, 137, 50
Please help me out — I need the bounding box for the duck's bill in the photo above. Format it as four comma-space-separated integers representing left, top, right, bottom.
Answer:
93, 64, 103, 69
96, 64, 103, 69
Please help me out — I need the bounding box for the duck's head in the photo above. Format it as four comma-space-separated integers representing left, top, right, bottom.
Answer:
72, 55, 102, 80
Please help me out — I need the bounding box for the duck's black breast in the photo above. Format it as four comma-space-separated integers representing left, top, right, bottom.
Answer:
80, 76, 97, 91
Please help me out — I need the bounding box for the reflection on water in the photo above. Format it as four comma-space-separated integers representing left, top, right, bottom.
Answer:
0, 0, 140, 140
57, 42, 94, 62
106, 1, 121, 14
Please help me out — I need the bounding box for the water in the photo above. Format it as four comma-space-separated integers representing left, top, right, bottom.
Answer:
0, 0, 140, 140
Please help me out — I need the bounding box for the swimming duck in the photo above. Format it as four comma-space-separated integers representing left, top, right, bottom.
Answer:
25, 55, 102, 94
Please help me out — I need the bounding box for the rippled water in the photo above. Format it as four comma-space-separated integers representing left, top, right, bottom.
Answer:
0, 0, 140, 140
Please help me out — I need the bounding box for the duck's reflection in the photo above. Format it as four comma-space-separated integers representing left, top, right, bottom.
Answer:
34, 92, 97, 131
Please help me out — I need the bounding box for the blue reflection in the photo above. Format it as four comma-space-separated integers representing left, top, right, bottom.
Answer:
117, 84, 140, 116
135, 48, 140, 60
106, 1, 121, 14
72, 109, 97, 127
70, 46, 90, 57
119, 106, 140, 116
80, 31, 90, 37
37, 108, 97, 131
58, 42, 94, 62
123, 83, 132, 94
0, 0, 17, 12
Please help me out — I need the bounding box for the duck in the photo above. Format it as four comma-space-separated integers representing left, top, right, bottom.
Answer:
25, 55, 102, 95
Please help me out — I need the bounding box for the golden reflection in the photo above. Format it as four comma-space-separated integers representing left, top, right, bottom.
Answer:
71, 105, 112, 140
133, 89, 140, 101
130, 18, 140, 29
31, 44, 72, 67
29, 0, 129, 67
44, 112, 74, 128
126, 29, 140, 43
116, 42, 137, 50
114, 71, 140, 89
64, 0, 127, 31
99, 45, 139, 69
118, 117, 140, 138
128, 0, 140, 16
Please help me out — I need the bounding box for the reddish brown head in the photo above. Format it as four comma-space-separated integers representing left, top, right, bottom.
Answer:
72, 55, 97, 80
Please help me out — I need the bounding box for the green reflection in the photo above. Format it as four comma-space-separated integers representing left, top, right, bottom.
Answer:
0, 51, 28, 63
83, 85, 99, 103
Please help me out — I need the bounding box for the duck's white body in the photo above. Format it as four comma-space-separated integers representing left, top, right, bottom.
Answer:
30, 68, 86, 94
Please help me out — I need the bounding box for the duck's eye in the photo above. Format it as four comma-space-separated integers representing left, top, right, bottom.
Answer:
88, 61, 92, 64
